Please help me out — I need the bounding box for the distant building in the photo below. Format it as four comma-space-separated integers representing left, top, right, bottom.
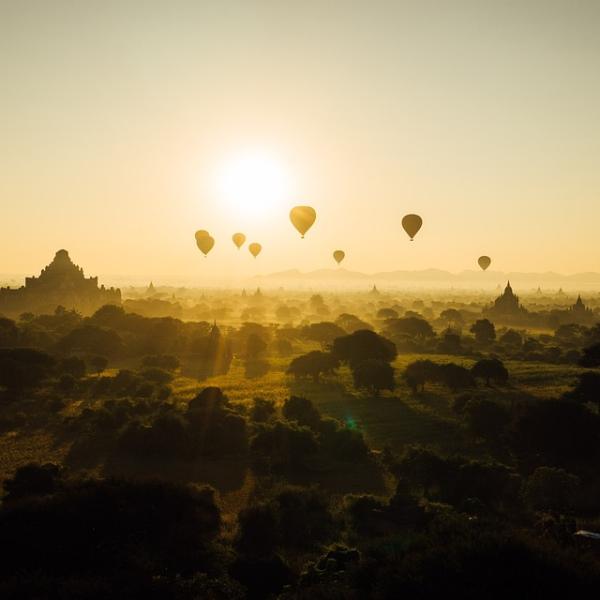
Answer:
564, 295, 595, 324
0, 249, 120, 316
485, 281, 528, 319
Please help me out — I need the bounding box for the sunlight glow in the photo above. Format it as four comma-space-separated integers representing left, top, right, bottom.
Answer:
216, 150, 292, 221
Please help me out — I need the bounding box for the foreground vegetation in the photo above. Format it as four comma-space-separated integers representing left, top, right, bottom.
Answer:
1, 292, 600, 598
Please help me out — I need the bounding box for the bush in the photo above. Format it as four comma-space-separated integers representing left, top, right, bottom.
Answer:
524, 467, 580, 512
282, 396, 321, 429
141, 354, 180, 371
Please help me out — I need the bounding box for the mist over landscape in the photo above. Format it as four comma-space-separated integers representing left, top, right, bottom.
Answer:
2, 2, 600, 599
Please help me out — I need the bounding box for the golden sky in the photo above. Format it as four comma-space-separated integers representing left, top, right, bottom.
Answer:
2, 1, 600, 282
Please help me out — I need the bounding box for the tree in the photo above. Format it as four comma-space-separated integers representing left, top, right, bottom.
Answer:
377, 307, 399, 320
0, 317, 19, 347
437, 329, 462, 354
282, 396, 321, 429
471, 358, 509, 386
513, 400, 599, 464
440, 308, 464, 328
335, 313, 372, 333
352, 359, 395, 396
0, 348, 55, 394
141, 354, 180, 371
89, 355, 108, 374
332, 329, 397, 368
403, 360, 439, 393
57, 325, 123, 357
300, 322, 346, 346
59, 356, 86, 379
249, 398, 276, 422
463, 399, 511, 442
287, 351, 340, 383
523, 467, 580, 511
470, 319, 496, 345
579, 342, 600, 368
140, 367, 174, 385
394, 446, 449, 496
245, 333, 267, 359
499, 329, 523, 347
564, 371, 600, 409
437, 363, 475, 392
383, 317, 435, 341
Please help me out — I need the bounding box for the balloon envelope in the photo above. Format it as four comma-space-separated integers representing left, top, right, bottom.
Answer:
196, 235, 215, 256
333, 250, 345, 264
290, 206, 317, 238
195, 229, 210, 242
248, 242, 262, 258
232, 232, 246, 249
402, 214, 423, 240
478, 256, 492, 271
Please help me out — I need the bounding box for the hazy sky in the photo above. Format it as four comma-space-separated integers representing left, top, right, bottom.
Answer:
2, 1, 600, 283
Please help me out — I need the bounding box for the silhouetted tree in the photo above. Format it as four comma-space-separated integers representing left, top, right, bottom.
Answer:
250, 397, 276, 422
564, 370, 600, 409
403, 360, 439, 393
437, 363, 475, 392
470, 319, 496, 345
352, 359, 395, 396
579, 342, 600, 367
57, 325, 123, 357
141, 354, 180, 371
332, 329, 397, 367
464, 399, 511, 442
246, 333, 268, 359
440, 308, 464, 328
471, 358, 509, 386
282, 396, 321, 429
287, 351, 340, 383
383, 317, 435, 341
300, 321, 346, 346
0, 318, 19, 347
89, 355, 108, 374
499, 329, 523, 347
0, 348, 55, 394
523, 466, 580, 512
59, 356, 86, 379
377, 307, 399, 320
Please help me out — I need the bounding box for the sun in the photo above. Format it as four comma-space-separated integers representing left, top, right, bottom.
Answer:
216, 150, 292, 220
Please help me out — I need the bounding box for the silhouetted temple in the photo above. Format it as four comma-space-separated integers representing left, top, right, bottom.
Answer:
485, 281, 527, 319
0, 249, 120, 316
567, 295, 594, 323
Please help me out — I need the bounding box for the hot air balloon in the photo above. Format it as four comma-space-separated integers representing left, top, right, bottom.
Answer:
232, 232, 246, 249
402, 214, 422, 241
478, 256, 491, 271
195, 229, 210, 243
333, 250, 345, 265
196, 234, 215, 257
248, 242, 262, 258
290, 206, 316, 238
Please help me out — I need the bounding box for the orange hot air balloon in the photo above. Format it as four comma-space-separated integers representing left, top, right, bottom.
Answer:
232, 232, 246, 249
248, 242, 262, 258
195, 230, 210, 242
333, 250, 345, 264
290, 206, 316, 238
196, 234, 215, 257
402, 214, 423, 241
478, 256, 492, 271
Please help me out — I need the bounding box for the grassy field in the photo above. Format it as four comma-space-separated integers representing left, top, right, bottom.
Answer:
177, 351, 587, 455
0, 350, 587, 498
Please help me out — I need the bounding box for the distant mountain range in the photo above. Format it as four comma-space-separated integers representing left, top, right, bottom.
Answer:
252, 268, 600, 289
